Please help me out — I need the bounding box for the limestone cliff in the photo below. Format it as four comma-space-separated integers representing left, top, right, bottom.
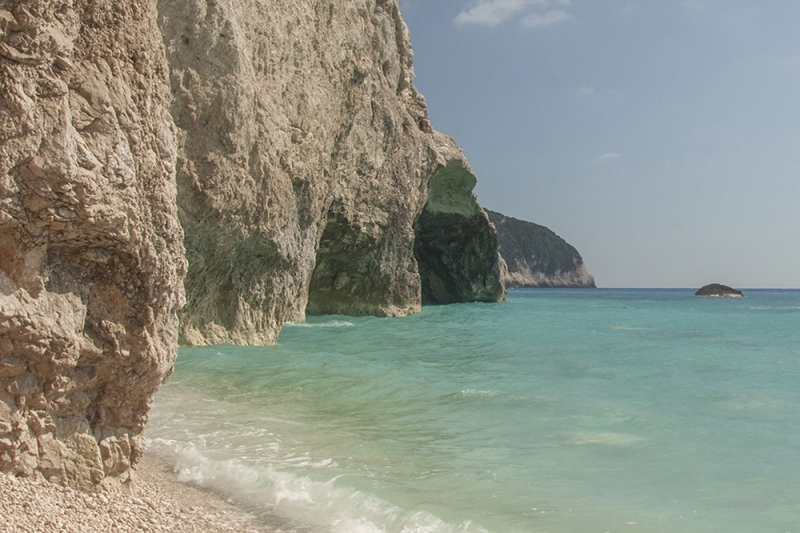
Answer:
0, 1, 185, 489
486, 210, 596, 289
157, 0, 504, 346
0, 0, 505, 488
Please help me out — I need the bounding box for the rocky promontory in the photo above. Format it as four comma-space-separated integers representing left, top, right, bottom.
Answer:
1, 0, 505, 486
695, 284, 743, 297
486, 210, 595, 289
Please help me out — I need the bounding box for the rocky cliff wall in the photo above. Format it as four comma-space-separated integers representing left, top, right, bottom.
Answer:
158, 0, 504, 346
0, 0, 504, 488
0, 1, 185, 489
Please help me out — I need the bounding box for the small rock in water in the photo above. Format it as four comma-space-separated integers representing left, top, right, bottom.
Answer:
694, 283, 743, 297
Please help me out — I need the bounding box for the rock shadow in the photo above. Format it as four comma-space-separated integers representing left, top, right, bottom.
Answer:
413, 161, 505, 305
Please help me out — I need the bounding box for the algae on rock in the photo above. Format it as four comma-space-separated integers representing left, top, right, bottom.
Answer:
414, 161, 505, 304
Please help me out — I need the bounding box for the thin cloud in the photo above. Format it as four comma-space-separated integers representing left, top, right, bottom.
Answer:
456, 0, 572, 28
594, 153, 623, 162
522, 9, 571, 28
575, 86, 595, 95
455, 0, 531, 27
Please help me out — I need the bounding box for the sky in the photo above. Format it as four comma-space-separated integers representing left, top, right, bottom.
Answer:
398, 0, 800, 288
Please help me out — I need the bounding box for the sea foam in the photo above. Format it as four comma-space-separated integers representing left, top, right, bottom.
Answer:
283, 321, 355, 328
146, 438, 489, 533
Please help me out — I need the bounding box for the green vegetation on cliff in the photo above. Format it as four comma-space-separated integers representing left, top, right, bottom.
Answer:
485, 211, 594, 289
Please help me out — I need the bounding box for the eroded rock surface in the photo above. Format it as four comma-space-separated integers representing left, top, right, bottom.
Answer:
0, 1, 185, 489
500, 259, 596, 289
158, 0, 504, 344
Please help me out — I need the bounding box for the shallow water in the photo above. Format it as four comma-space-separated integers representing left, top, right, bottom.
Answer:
147, 289, 800, 532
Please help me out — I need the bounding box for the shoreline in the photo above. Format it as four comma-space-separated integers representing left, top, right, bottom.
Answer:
0, 453, 273, 533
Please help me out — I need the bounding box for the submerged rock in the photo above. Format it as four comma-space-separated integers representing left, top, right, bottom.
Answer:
695, 284, 744, 297
0, 1, 185, 488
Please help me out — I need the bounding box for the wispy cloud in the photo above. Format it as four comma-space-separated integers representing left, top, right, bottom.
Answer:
456, 0, 572, 28
455, 0, 530, 27
522, 9, 571, 28
575, 86, 595, 95
594, 152, 623, 162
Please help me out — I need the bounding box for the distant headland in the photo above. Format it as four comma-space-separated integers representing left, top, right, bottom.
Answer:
486, 210, 596, 289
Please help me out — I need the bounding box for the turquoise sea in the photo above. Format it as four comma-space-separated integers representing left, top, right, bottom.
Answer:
146, 289, 800, 533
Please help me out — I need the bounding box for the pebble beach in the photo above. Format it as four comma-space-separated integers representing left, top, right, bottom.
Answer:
0, 454, 271, 533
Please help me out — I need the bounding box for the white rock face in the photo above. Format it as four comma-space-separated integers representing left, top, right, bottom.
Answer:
0, 1, 185, 489
501, 259, 596, 289
158, 0, 504, 346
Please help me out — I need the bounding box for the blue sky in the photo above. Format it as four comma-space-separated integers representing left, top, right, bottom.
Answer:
399, 0, 800, 288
